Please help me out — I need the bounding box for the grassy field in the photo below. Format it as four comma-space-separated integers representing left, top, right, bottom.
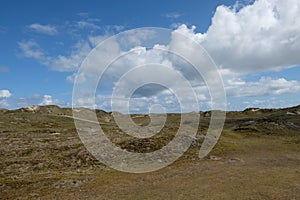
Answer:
0, 105, 299, 199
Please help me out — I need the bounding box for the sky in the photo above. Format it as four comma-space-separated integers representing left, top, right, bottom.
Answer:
1, 0, 300, 112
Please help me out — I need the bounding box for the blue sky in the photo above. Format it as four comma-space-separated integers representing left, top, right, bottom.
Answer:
1, 0, 300, 112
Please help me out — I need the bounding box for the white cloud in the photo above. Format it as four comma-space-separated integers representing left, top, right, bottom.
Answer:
0, 90, 12, 107
18, 40, 91, 72
99, 25, 125, 35
14, 94, 41, 108
40, 95, 54, 105
48, 41, 91, 72
164, 12, 182, 19
76, 21, 101, 30
77, 12, 89, 18
73, 96, 96, 108
226, 77, 300, 97
87, 18, 101, 23
35, 0, 299, 76
227, 95, 300, 111
12, 94, 66, 108
66, 72, 86, 83
65, 17, 104, 38
0, 90, 11, 98
28, 23, 58, 35
0, 100, 9, 107
18, 0, 300, 111
194, 0, 300, 73
88, 35, 110, 46
70, 18, 300, 112
18, 41, 44, 60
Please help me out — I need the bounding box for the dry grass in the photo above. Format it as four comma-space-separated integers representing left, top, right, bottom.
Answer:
0, 106, 299, 199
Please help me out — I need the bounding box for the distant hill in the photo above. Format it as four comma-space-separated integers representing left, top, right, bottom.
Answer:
3, 104, 300, 114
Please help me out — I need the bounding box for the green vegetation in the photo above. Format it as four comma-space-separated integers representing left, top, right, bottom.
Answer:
0, 105, 299, 199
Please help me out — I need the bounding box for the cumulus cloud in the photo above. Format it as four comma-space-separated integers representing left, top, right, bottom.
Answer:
225, 77, 300, 97
18, 0, 300, 111
94, 92, 181, 113
20, 0, 300, 77
40, 95, 54, 105
0, 90, 11, 98
0, 90, 12, 107
28, 23, 58, 35
195, 0, 300, 73
71, 14, 300, 112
